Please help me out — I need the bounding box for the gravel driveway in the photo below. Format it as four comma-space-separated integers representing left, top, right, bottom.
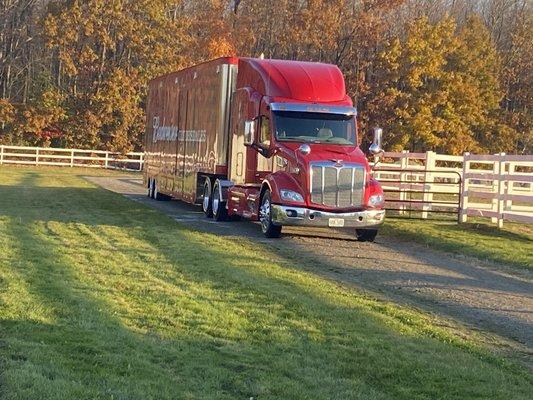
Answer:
87, 175, 533, 366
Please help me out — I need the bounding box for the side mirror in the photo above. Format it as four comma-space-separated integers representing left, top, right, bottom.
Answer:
244, 120, 255, 145
369, 127, 384, 156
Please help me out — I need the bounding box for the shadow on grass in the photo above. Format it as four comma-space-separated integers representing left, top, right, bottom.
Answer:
380, 219, 532, 270
1, 176, 532, 399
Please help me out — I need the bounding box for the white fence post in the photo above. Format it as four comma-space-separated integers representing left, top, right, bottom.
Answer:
105, 152, 109, 169
506, 162, 515, 212
35, 148, 40, 166
399, 150, 409, 215
0, 145, 3, 165
491, 155, 501, 224
496, 153, 506, 228
459, 152, 470, 223
422, 151, 435, 219
70, 150, 75, 167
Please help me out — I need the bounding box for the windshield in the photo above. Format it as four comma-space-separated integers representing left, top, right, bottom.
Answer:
273, 111, 356, 145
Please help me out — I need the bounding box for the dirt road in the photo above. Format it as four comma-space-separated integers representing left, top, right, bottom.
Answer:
87, 175, 533, 365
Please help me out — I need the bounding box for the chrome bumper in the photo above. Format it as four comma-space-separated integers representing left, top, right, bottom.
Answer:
271, 205, 385, 228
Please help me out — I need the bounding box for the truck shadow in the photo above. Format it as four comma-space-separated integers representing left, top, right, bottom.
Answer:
127, 194, 533, 356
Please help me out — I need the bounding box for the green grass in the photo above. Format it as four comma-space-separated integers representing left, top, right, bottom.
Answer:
382, 217, 533, 271
0, 166, 531, 399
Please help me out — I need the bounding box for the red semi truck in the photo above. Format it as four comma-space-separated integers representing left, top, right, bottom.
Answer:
144, 57, 385, 239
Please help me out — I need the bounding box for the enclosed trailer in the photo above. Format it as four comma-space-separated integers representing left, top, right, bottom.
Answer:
144, 57, 237, 203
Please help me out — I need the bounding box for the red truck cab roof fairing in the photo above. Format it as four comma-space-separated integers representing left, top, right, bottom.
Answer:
237, 58, 352, 105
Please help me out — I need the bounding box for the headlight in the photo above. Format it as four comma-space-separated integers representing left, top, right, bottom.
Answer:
368, 194, 385, 208
280, 189, 304, 203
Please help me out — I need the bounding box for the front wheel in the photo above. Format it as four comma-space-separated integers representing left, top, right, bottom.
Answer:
259, 189, 282, 238
356, 229, 378, 242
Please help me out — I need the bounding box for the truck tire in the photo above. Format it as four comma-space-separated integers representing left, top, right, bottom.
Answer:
148, 178, 154, 198
153, 180, 169, 201
212, 181, 228, 221
202, 179, 213, 218
260, 189, 282, 238
356, 229, 378, 242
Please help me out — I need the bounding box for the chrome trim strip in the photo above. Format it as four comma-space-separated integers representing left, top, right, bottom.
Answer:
270, 102, 357, 116
271, 205, 385, 228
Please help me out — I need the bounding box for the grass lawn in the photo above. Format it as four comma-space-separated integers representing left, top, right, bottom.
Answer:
382, 217, 533, 271
0, 166, 531, 399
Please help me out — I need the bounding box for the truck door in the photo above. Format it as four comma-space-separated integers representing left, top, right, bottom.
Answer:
228, 89, 258, 185
255, 115, 274, 180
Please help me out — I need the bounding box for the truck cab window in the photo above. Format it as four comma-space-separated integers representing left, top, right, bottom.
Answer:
260, 116, 271, 147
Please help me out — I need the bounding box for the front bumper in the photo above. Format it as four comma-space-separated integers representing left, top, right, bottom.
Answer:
271, 205, 385, 228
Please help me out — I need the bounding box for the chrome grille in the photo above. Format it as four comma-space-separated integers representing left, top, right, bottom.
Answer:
310, 163, 365, 207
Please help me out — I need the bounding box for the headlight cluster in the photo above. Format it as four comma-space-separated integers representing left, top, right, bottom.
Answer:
368, 194, 385, 208
280, 189, 304, 203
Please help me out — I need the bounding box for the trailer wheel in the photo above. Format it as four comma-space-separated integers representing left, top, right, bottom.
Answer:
355, 229, 378, 242
148, 178, 154, 198
212, 181, 227, 221
202, 179, 213, 218
259, 189, 282, 238
153, 180, 168, 201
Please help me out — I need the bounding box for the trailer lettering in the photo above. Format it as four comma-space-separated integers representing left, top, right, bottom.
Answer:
152, 117, 206, 143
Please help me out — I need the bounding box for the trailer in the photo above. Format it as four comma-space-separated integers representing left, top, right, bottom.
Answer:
144, 57, 385, 239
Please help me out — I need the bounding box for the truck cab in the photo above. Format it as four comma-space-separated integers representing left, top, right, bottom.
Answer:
219, 58, 385, 239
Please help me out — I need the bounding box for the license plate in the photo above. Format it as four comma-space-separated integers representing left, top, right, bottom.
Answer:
328, 218, 345, 227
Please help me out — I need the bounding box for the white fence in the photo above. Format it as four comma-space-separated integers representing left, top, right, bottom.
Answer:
0, 145, 144, 171
373, 151, 463, 219
373, 151, 533, 227
460, 153, 533, 227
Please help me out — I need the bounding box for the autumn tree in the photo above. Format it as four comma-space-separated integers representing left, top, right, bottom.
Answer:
0, 0, 530, 154
368, 16, 508, 154
498, 3, 532, 153
42, 0, 190, 151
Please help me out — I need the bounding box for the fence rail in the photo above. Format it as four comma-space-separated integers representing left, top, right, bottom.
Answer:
0, 145, 144, 171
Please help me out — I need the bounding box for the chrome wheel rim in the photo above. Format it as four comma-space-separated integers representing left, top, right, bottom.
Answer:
202, 183, 210, 212
260, 198, 270, 233
213, 186, 219, 214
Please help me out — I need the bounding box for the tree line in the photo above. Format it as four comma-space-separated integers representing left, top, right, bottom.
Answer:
0, 0, 531, 154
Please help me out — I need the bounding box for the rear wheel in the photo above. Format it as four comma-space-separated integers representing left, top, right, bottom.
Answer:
212, 181, 228, 221
202, 178, 213, 218
259, 189, 282, 238
356, 229, 378, 242
148, 178, 154, 198
153, 180, 169, 201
